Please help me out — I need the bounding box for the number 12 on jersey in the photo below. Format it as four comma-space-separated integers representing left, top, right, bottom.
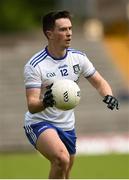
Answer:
60, 69, 68, 76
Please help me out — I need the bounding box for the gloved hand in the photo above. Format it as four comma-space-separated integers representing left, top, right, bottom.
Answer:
103, 95, 119, 110
43, 84, 55, 108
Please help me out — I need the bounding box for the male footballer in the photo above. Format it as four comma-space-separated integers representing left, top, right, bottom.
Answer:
24, 10, 119, 179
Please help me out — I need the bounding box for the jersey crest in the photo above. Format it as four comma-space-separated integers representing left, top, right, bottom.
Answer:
73, 64, 80, 74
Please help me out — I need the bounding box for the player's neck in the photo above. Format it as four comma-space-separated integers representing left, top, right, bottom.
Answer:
47, 44, 66, 59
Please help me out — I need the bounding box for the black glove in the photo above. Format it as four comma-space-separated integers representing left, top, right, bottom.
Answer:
43, 84, 55, 108
103, 95, 119, 110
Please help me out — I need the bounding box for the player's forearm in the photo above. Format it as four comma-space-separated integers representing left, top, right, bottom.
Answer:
97, 79, 113, 97
27, 99, 45, 114
88, 71, 113, 97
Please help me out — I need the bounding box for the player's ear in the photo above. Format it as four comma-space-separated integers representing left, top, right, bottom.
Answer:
46, 30, 54, 40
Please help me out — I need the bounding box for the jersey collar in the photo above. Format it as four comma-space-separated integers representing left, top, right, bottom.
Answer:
45, 46, 68, 60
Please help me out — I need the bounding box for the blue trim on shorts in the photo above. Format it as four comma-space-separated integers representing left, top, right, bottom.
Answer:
24, 121, 77, 155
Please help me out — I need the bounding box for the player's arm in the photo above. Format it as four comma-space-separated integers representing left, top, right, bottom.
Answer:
87, 71, 112, 97
26, 88, 44, 114
87, 71, 119, 110
24, 64, 55, 113
26, 86, 54, 114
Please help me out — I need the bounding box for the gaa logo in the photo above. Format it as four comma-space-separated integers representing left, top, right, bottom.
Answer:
63, 91, 69, 102
46, 72, 56, 78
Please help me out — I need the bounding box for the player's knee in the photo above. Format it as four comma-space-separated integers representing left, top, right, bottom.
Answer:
52, 151, 70, 172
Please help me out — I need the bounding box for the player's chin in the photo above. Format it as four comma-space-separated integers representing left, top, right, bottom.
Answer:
65, 42, 71, 48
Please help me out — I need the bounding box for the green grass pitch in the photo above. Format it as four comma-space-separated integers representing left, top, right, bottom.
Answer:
0, 153, 129, 179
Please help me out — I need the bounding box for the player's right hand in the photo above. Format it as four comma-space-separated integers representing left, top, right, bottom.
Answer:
43, 85, 55, 108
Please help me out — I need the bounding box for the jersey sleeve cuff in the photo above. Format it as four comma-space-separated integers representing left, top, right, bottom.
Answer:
25, 83, 41, 89
85, 69, 96, 78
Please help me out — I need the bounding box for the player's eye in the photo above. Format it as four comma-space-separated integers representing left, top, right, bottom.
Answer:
59, 27, 72, 32
69, 26, 72, 30
60, 28, 67, 31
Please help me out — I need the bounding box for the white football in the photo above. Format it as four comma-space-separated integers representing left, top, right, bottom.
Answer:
52, 79, 81, 110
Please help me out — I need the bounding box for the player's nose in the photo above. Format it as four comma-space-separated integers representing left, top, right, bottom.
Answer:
66, 29, 72, 37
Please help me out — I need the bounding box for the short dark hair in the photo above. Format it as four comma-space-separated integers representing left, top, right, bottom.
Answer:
42, 10, 72, 37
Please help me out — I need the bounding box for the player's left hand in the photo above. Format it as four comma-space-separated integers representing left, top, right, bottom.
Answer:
103, 95, 119, 110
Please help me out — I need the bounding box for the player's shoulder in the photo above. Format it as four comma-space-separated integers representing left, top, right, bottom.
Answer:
67, 48, 86, 57
25, 48, 47, 68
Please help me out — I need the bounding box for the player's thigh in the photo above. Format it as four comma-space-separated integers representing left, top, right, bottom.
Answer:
36, 128, 69, 161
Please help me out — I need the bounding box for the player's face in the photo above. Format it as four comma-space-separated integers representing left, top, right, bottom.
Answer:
49, 18, 72, 49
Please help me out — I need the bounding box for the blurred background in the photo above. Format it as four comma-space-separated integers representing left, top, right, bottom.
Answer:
0, 0, 129, 178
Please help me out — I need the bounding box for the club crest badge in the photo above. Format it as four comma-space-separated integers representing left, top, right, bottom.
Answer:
73, 64, 80, 74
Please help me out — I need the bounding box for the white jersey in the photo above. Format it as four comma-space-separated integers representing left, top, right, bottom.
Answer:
24, 47, 96, 131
